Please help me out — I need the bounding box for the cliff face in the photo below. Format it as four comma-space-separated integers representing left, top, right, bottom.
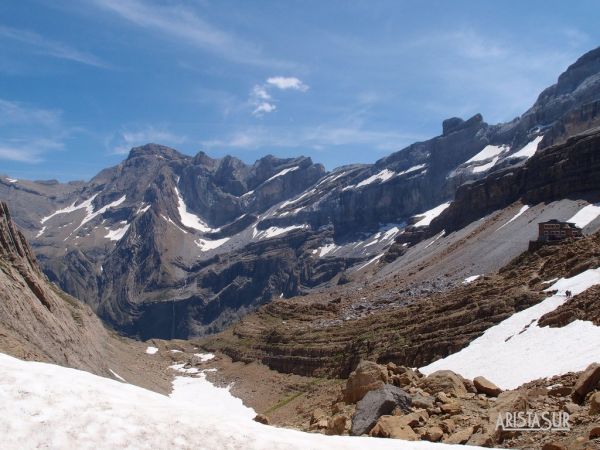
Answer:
0, 201, 111, 373
431, 127, 600, 235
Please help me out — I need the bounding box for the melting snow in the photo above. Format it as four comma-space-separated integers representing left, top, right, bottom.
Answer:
195, 237, 230, 251
254, 224, 308, 239
109, 369, 126, 382
35, 226, 46, 238
463, 275, 481, 284
145, 346, 158, 355
511, 135, 544, 159
423, 231, 446, 249
194, 353, 215, 362
355, 169, 396, 188
0, 353, 481, 449
175, 187, 214, 233
264, 166, 299, 183
356, 253, 384, 271
567, 203, 600, 228
471, 156, 500, 174
413, 202, 451, 227
421, 268, 600, 389
6, 177, 17, 183
397, 164, 427, 176
136, 204, 151, 215
465, 145, 508, 164
105, 222, 130, 241
40, 194, 99, 224
313, 243, 337, 257
162, 215, 188, 234
496, 205, 530, 231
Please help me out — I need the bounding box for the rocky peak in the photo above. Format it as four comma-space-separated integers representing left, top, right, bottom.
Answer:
442, 114, 483, 136
127, 143, 185, 161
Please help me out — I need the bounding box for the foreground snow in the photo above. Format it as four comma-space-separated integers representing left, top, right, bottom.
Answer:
421, 268, 600, 389
0, 353, 481, 450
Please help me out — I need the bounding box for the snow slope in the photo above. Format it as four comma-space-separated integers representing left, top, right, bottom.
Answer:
421, 268, 600, 389
510, 135, 543, 159
568, 203, 600, 228
0, 353, 481, 449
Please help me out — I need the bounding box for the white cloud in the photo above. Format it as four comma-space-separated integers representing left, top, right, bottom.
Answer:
252, 102, 276, 116
109, 126, 186, 154
249, 76, 308, 116
266, 76, 309, 92
0, 26, 109, 68
92, 0, 293, 69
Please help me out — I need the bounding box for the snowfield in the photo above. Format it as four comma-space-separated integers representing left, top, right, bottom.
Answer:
0, 353, 482, 450
421, 268, 600, 389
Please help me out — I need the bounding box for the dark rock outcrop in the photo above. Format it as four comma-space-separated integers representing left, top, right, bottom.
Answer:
350, 384, 412, 436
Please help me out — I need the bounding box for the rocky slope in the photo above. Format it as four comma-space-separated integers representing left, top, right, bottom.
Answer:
0, 201, 173, 392
3, 46, 600, 339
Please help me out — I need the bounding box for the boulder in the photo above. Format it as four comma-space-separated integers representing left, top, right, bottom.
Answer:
310, 408, 326, 425
590, 392, 600, 414
590, 426, 600, 439
253, 414, 270, 425
444, 426, 474, 444
411, 393, 435, 410
473, 376, 502, 397
326, 414, 348, 435
571, 362, 600, 403
343, 360, 388, 404
418, 370, 468, 396
368, 416, 418, 440
423, 426, 444, 442
541, 443, 567, 450
350, 384, 412, 436
440, 402, 462, 415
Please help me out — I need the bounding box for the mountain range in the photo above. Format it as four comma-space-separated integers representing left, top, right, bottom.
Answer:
3, 46, 600, 342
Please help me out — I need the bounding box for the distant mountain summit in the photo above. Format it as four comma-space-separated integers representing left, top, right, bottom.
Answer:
3, 46, 600, 339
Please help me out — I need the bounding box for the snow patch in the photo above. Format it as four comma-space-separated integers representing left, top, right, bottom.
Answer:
175, 187, 214, 232
35, 226, 46, 238
314, 243, 337, 257
356, 253, 384, 271
496, 205, 530, 231
466, 145, 508, 164
105, 222, 130, 241
254, 224, 308, 239
162, 215, 188, 234
463, 275, 481, 284
397, 164, 427, 176
413, 202, 451, 227
145, 346, 158, 355
421, 268, 600, 389
195, 237, 230, 251
6, 177, 17, 183
567, 203, 600, 228
511, 135, 544, 159
264, 166, 299, 183
194, 353, 215, 362
40, 194, 99, 224
471, 156, 499, 173
356, 169, 396, 188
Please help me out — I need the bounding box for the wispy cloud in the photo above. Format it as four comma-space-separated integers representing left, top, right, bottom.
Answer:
108, 126, 186, 154
267, 76, 309, 92
201, 124, 423, 154
0, 25, 109, 68
92, 0, 293, 69
0, 99, 69, 163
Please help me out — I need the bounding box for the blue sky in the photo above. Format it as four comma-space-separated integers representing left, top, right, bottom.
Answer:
0, 0, 598, 181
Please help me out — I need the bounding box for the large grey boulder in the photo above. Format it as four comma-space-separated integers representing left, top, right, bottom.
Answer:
350, 384, 412, 436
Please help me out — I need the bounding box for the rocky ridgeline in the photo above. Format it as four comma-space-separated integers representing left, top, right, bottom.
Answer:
260, 360, 600, 448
